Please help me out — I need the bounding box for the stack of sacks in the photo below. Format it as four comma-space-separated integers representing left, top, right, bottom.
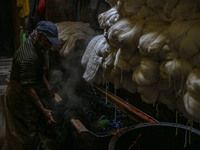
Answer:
56, 21, 95, 56
82, 35, 107, 84
81, 0, 200, 122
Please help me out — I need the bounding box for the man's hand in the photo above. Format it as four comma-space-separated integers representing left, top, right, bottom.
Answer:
43, 109, 56, 124
24, 85, 56, 124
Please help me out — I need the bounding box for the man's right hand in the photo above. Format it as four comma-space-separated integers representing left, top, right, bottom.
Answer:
43, 109, 56, 124
24, 85, 56, 124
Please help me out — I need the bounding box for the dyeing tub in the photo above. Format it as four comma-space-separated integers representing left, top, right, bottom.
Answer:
109, 122, 200, 150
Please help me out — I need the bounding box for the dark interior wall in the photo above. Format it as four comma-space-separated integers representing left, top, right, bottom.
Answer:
46, 0, 110, 30
0, 0, 14, 57
0, 0, 111, 57
46, 0, 75, 22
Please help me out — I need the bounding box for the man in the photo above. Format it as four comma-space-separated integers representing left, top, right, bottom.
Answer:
2, 21, 61, 150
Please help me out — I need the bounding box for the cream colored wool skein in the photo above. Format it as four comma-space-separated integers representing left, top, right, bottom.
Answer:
139, 58, 159, 82
146, 0, 165, 9
98, 8, 120, 30
186, 68, 200, 100
122, 72, 138, 94
160, 58, 192, 79
179, 21, 200, 58
139, 22, 168, 55
132, 58, 159, 86
102, 52, 116, 71
138, 84, 159, 104
190, 53, 200, 68
163, 0, 179, 17
124, 0, 146, 16
179, 36, 199, 58
171, 0, 199, 20
167, 20, 198, 51
135, 6, 156, 19
107, 17, 137, 48
183, 92, 200, 121
114, 48, 136, 71
158, 89, 177, 110
158, 78, 173, 91
148, 33, 167, 54
162, 44, 179, 60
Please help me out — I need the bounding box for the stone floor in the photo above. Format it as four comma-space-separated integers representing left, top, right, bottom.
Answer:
0, 59, 12, 94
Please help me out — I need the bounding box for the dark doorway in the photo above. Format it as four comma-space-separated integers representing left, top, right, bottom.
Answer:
0, 0, 14, 58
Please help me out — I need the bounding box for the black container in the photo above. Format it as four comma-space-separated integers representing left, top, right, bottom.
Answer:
109, 122, 200, 150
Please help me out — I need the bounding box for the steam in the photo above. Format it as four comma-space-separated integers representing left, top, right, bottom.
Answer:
49, 38, 92, 109
47, 39, 93, 149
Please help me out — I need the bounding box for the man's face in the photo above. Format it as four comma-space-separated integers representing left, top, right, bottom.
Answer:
38, 32, 53, 49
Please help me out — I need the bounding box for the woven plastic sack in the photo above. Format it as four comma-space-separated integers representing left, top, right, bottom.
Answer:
81, 35, 103, 68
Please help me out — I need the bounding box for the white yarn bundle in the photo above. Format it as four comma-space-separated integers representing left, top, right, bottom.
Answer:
114, 48, 136, 71
135, 6, 156, 20
95, 36, 109, 57
167, 20, 198, 52
80, 0, 200, 122
102, 52, 116, 71
81, 35, 103, 68
82, 35, 108, 83
183, 92, 200, 121
160, 58, 192, 79
138, 84, 159, 104
158, 89, 176, 110
190, 53, 200, 67
98, 8, 120, 30
139, 22, 168, 55
124, 0, 145, 16
82, 48, 103, 83
162, 44, 179, 60
108, 17, 137, 48
158, 78, 172, 91
132, 66, 152, 86
122, 72, 138, 93
146, 0, 165, 9
132, 58, 159, 86
163, 0, 179, 17
186, 68, 200, 99
171, 0, 199, 20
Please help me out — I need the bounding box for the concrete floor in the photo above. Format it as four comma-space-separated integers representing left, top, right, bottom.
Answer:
0, 59, 12, 93
0, 58, 11, 150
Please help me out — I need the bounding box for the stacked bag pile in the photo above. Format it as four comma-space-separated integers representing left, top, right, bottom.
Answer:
56, 21, 95, 56
81, 0, 200, 122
